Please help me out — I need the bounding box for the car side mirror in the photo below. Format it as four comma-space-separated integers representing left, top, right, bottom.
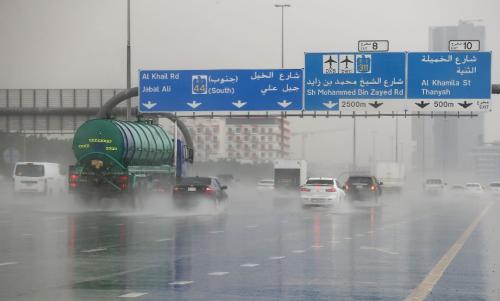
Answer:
221, 185, 228, 190
379, 181, 384, 185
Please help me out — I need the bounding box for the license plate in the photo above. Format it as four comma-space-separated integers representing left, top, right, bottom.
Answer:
355, 185, 364, 189
188, 187, 197, 192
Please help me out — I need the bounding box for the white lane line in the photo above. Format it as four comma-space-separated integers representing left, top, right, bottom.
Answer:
81, 248, 107, 253
360, 246, 399, 255
405, 201, 494, 301
330, 240, 340, 244
208, 272, 230, 276
356, 233, 364, 237
291, 250, 306, 254
119, 292, 148, 298
344, 237, 352, 240
269, 256, 286, 260
0, 262, 18, 267
168, 281, 193, 286
154, 238, 172, 242
246, 225, 259, 229
208, 230, 224, 234
240, 263, 259, 267
366, 230, 375, 234
135, 221, 146, 224
115, 223, 124, 226
311, 245, 324, 249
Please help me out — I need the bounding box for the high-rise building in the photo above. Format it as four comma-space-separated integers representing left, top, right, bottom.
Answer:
412, 20, 486, 173
182, 117, 290, 163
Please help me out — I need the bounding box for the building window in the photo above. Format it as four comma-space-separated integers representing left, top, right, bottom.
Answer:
260, 128, 265, 134
236, 127, 241, 133
252, 127, 257, 133
244, 136, 249, 141
268, 136, 273, 141
268, 128, 272, 134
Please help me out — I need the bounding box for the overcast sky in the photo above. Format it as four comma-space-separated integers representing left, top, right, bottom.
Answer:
1, 0, 499, 168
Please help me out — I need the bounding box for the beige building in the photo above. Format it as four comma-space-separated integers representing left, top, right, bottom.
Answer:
182, 117, 290, 163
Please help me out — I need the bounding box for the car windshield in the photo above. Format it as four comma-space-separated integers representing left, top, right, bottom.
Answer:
306, 179, 333, 185
179, 177, 211, 185
348, 177, 372, 184
490, 183, 500, 188
15, 164, 44, 177
426, 179, 443, 184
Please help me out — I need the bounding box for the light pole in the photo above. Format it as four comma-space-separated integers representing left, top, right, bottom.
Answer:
274, 4, 290, 159
126, 0, 131, 121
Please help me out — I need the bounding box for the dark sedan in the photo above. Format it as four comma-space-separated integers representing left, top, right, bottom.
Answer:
172, 177, 228, 209
344, 175, 382, 201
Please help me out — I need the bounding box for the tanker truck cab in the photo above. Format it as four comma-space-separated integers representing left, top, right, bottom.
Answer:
13, 162, 65, 195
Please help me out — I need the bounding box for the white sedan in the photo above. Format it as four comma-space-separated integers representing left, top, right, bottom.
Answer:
300, 177, 345, 207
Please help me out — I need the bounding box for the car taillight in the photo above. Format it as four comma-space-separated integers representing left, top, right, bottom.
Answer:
205, 186, 215, 194
326, 187, 336, 192
69, 174, 79, 188
300, 187, 310, 192
345, 184, 349, 191
371, 185, 376, 192
118, 175, 129, 190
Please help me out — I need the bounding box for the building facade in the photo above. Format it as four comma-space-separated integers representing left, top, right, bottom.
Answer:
182, 117, 290, 163
473, 142, 500, 181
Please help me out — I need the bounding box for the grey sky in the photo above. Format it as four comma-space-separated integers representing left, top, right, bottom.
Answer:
1, 0, 499, 167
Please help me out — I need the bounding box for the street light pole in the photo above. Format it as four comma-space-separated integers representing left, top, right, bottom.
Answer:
126, 0, 131, 121
274, 4, 290, 159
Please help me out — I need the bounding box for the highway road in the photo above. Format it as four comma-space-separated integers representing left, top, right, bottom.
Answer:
0, 184, 499, 301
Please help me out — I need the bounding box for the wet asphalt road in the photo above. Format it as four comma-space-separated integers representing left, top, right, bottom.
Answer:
0, 185, 499, 301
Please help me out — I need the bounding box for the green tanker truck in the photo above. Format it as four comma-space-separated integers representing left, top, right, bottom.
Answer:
69, 118, 181, 205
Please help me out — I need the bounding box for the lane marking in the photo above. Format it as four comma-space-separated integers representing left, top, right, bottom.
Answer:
154, 238, 172, 242
356, 233, 364, 237
240, 263, 259, 267
119, 292, 148, 298
291, 250, 306, 254
405, 201, 494, 301
344, 237, 352, 240
246, 225, 259, 229
269, 256, 286, 260
81, 248, 107, 253
115, 223, 124, 226
208, 230, 224, 234
169, 281, 193, 286
0, 262, 18, 266
311, 245, 324, 249
360, 246, 399, 255
135, 221, 146, 224
208, 272, 229, 276
330, 240, 340, 244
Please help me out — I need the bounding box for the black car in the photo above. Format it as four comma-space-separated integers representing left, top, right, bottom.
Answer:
172, 177, 228, 209
344, 175, 382, 201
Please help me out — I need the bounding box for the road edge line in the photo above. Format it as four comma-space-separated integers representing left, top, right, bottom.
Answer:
405, 201, 494, 301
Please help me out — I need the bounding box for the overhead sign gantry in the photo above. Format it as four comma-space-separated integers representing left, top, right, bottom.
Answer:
139, 69, 303, 112
407, 52, 491, 111
304, 52, 406, 112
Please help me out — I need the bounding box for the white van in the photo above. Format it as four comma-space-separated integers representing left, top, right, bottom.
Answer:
13, 162, 65, 195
